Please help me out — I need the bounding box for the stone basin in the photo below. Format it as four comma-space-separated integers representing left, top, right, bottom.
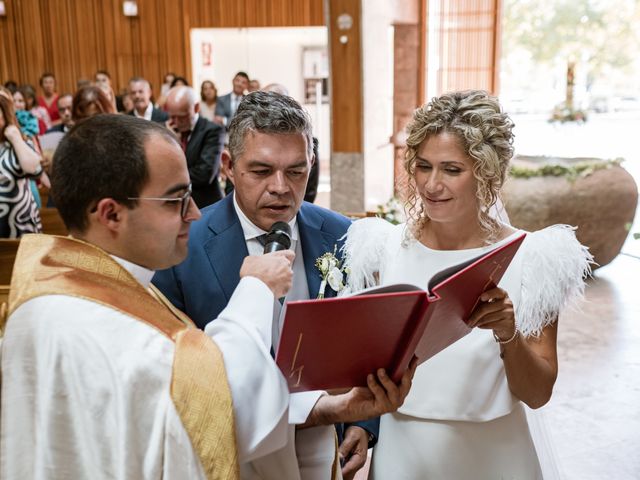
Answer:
502, 156, 638, 268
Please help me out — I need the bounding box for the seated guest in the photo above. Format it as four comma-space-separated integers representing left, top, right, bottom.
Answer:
1, 114, 292, 478
72, 85, 115, 122
46, 93, 74, 133
165, 86, 224, 208
341, 90, 593, 479
199, 80, 217, 122
153, 91, 405, 479
11, 89, 40, 136
20, 84, 51, 134
0, 93, 43, 237
128, 76, 168, 123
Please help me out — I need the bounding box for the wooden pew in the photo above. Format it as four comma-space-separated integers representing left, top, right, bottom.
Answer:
40, 208, 68, 236
0, 239, 20, 285
0, 239, 20, 331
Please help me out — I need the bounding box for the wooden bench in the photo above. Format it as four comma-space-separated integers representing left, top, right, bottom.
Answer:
0, 239, 20, 285
40, 208, 68, 236
0, 239, 20, 332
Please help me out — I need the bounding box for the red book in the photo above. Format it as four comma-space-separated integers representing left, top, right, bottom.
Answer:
275, 233, 526, 392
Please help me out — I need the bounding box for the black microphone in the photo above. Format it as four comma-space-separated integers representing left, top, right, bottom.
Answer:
263, 221, 292, 254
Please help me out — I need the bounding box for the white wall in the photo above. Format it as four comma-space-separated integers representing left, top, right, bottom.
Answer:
362, 2, 396, 209
190, 27, 330, 163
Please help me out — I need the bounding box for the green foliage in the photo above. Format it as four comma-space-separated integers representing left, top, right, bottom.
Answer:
503, 0, 640, 77
509, 158, 622, 180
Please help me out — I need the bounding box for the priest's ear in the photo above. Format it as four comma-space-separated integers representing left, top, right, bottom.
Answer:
90, 198, 126, 231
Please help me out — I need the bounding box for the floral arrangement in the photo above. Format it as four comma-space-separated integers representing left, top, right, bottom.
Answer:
315, 246, 345, 299
549, 104, 588, 124
376, 197, 405, 225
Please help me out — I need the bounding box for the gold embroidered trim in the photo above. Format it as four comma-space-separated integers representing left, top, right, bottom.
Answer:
8, 234, 239, 479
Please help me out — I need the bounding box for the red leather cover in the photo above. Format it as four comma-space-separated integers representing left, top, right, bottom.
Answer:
415, 232, 527, 360
276, 291, 428, 392
276, 233, 527, 392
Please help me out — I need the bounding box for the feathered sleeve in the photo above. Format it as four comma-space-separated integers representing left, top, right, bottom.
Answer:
340, 217, 396, 295
516, 225, 594, 337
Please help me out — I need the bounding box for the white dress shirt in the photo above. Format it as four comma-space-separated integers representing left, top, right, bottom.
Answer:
233, 194, 339, 480
133, 102, 154, 121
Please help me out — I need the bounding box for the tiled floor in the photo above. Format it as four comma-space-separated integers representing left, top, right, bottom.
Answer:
544, 251, 640, 479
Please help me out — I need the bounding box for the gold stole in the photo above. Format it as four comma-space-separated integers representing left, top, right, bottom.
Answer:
8, 234, 240, 480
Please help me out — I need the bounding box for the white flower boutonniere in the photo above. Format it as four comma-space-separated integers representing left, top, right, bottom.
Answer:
315, 245, 345, 299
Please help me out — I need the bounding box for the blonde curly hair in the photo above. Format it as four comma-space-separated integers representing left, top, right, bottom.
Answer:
403, 90, 515, 243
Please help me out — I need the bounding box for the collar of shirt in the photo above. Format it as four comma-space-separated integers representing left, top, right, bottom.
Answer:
111, 255, 155, 288
232, 192, 299, 244
134, 102, 154, 121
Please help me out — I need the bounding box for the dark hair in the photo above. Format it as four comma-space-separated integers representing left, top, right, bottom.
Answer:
0, 95, 18, 134
170, 76, 189, 88
228, 90, 313, 162
200, 80, 217, 103
72, 85, 114, 121
96, 69, 111, 79
39, 72, 55, 86
3, 81, 18, 94
51, 114, 178, 232
18, 84, 37, 109
235, 71, 250, 81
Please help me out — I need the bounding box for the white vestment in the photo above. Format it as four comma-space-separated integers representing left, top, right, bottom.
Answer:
0, 256, 290, 479
233, 196, 340, 480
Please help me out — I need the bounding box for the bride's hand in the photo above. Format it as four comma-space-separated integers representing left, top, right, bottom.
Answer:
467, 287, 516, 341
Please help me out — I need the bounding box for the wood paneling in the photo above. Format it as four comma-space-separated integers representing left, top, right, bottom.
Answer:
0, 0, 324, 95
328, 0, 362, 153
430, 0, 501, 95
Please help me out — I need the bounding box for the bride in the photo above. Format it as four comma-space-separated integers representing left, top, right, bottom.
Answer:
342, 90, 592, 479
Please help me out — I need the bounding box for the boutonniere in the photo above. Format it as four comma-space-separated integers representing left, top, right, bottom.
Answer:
315, 245, 345, 299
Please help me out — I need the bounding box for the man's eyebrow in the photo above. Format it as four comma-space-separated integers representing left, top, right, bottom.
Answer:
246, 160, 308, 169
162, 183, 190, 196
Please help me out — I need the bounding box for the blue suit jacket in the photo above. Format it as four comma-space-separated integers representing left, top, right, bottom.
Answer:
152, 194, 380, 444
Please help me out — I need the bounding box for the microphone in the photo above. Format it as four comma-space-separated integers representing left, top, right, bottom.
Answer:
263, 221, 292, 254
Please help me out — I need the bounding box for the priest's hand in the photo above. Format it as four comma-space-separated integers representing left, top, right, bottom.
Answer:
240, 251, 295, 299
303, 356, 418, 426
339, 426, 369, 480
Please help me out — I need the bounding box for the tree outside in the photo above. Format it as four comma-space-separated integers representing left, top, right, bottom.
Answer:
501, 0, 640, 116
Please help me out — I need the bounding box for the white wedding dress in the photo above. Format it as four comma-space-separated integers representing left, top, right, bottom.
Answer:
341, 219, 592, 480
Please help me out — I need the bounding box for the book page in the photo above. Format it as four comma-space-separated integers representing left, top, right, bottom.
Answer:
345, 283, 424, 297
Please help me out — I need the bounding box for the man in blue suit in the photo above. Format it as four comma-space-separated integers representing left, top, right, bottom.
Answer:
154, 91, 392, 479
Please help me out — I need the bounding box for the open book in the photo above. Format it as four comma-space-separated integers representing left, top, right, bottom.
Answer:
275, 232, 527, 392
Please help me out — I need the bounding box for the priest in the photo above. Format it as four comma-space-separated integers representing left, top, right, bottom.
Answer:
0, 114, 294, 479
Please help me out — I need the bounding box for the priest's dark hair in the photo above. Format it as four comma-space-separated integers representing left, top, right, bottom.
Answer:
51, 114, 178, 233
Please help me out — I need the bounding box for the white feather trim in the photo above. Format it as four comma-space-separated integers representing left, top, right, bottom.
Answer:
340, 217, 396, 295
517, 225, 593, 337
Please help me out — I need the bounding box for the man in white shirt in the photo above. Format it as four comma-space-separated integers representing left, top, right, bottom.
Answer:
128, 76, 168, 123
154, 91, 418, 479
0, 114, 296, 479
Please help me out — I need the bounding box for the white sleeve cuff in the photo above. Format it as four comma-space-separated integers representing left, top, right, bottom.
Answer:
289, 390, 325, 424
